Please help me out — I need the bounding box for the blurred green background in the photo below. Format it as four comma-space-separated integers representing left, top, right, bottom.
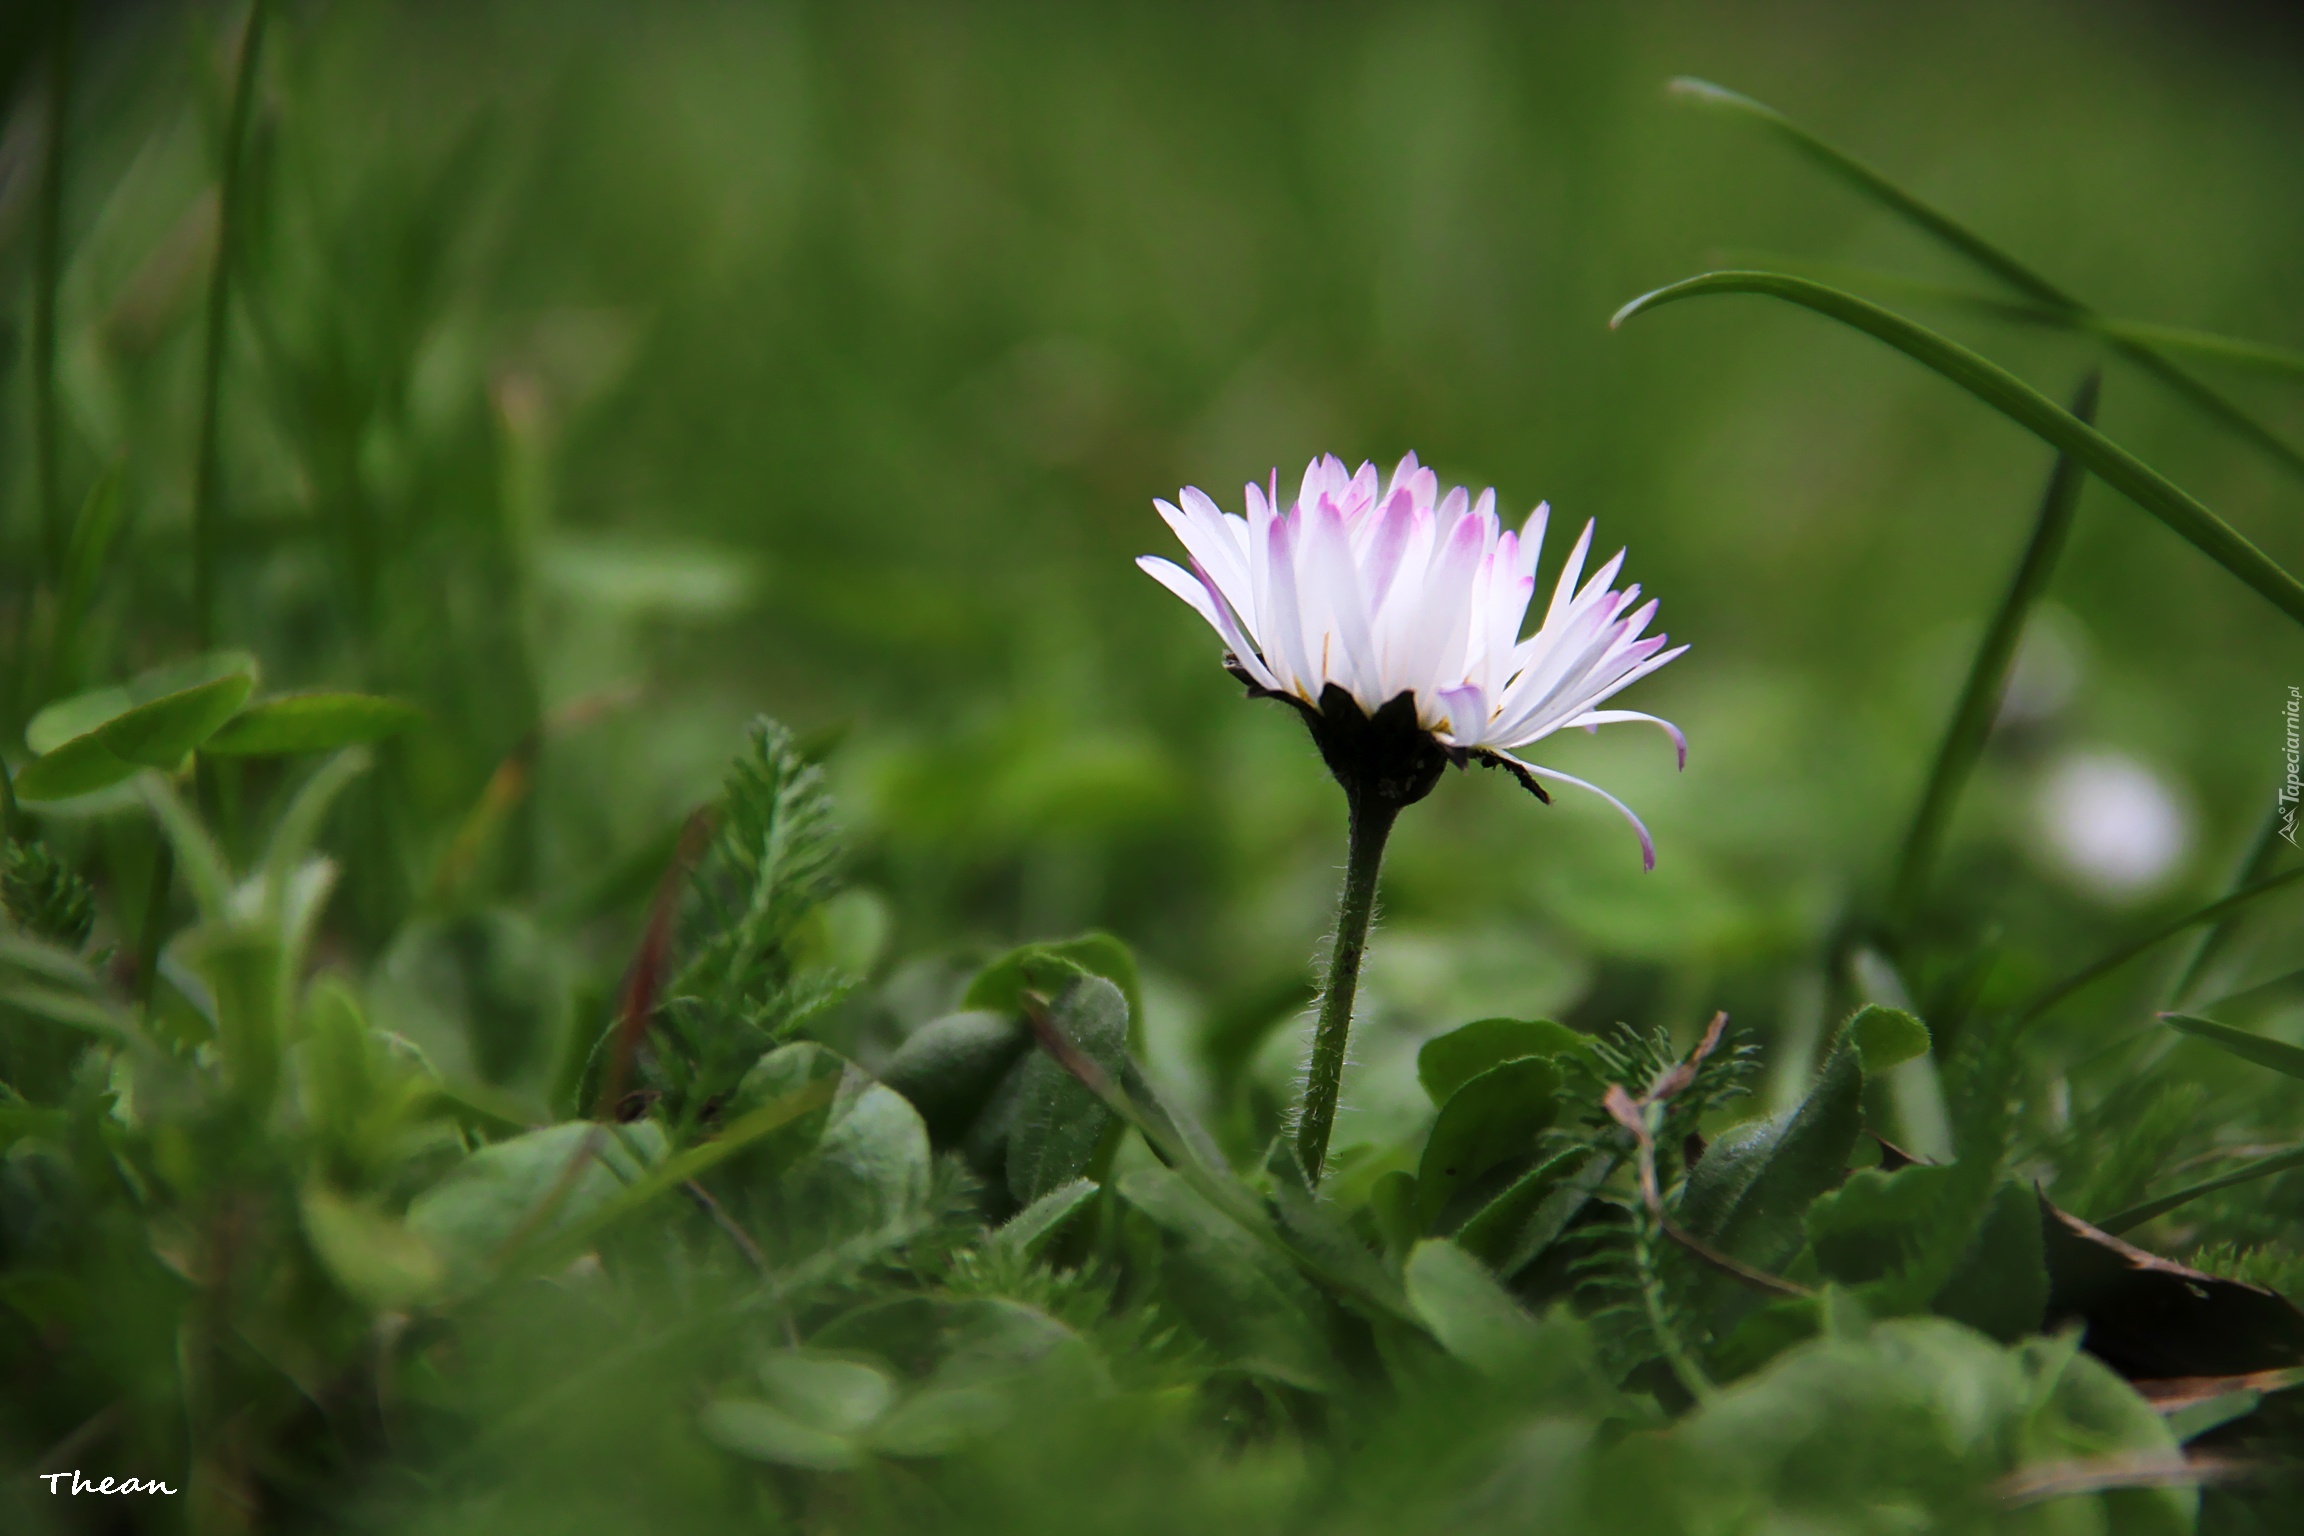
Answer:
8, 0, 2304, 1151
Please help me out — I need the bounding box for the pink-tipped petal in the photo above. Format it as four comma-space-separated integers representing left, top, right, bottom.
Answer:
1500, 753, 1659, 871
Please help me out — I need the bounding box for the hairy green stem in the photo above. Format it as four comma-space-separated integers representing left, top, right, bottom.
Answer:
190, 0, 271, 649
33, 1, 74, 587
1295, 789, 1396, 1185
1888, 371, 2099, 927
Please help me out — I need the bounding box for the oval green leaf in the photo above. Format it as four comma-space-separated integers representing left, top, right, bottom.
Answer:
96, 670, 256, 768
1417, 1017, 1591, 1107
1414, 1056, 1565, 1231
202, 692, 424, 756
12, 732, 142, 802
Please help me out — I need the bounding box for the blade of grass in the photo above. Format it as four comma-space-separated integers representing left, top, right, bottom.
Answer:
32, 0, 74, 587
2096, 1144, 2304, 1235
2168, 801, 2290, 1008
2012, 867, 2304, 1028
1713, 253, 2304, 382
2162, 1011, 2304, 1082
1668, 78, 2304, 484
189, 0, 271, 650
1612, 272, 2304, 628
1889, 371, 2099, 928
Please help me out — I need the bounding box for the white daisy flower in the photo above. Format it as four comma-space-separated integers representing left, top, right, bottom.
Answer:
1138, 452, 1687, 867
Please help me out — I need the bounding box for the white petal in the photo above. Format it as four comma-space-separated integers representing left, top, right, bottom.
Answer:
1566, 709, 1687, 769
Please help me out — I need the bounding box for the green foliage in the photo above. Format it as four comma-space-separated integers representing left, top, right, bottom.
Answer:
9, 8, 2304, 1531
1, 840, 94, 950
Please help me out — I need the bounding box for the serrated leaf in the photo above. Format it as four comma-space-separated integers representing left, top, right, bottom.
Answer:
1416, 1017, 1590, 1106
1005, 973, 1128, 1205
1414, 1056, 1564, 1231
202, 692, 423, 756
1847, 1005, 1930, 1073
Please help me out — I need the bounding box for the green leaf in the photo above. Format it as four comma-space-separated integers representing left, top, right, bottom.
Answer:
1414, 1057, 1564, 1231
1847, 1005, 1930, 1074
1681, 1038, 1865, 1277
757, 1352, 895, 1437
1416, 1017, 1590, 1106
97, 669, 257, 768
1809, 1167, 2045, 1342
1262, 1140, 1411, 1319
867, 1387, 1008, 1458
965, 932, 1142, 1042
1118, 1164, 1336, 1391
407, 1120, 666, 1292
0, 979, 139, 1045
1404, 1239, 1542, 1378
992, 1178, 1098, 1258
2163, 1011, 2304, 1081
1453, 1144, 1594, 1270
298, 1182, 446, 1311
1932, 1181, 2048, 1344
11, 733, 140, 802
877, 1010, 1029, 1145
1612, 270, 2304, 628
202, 692, 423, 756
699, 1398, 860, 1471
731, 1041, 849, 1170
1005, 972, 1128, 1205
182, 926, 287, 1111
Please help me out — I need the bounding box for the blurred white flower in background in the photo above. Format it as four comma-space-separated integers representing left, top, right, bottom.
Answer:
2032, 748, 2192, 901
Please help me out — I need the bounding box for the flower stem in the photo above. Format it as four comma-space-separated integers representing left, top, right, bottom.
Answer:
1295, 787, 1397, 1184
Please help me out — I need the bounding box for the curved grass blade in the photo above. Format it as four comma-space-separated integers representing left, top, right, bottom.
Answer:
190, 0, 272, 647
1667, 78, 2304, 483
1612, 272, 2304, 628
1714, 255, 2304, 383
1889, 371, 2099, 927
2097, 1144, 2304, 1236
2162, 1011, 2304, 1082
2012, 867, 2304, 1028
